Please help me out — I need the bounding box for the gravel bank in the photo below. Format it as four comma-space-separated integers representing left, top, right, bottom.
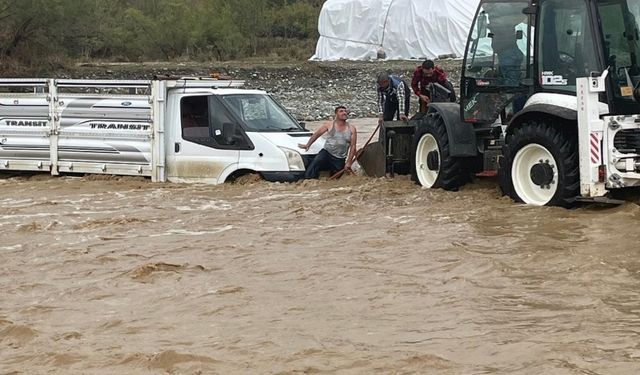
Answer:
65, 59, 463, 121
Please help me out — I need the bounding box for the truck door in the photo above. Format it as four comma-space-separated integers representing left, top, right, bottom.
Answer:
461, 0, 533, 124
167, 95, 252, 183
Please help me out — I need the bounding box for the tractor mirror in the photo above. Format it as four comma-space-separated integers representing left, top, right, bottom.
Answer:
476, 11, 489, 38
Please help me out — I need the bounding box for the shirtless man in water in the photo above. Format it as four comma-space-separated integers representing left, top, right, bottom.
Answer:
298, 105, 357, 179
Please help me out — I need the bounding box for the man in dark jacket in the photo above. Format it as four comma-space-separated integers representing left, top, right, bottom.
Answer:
377, 71, 410, 125
411, 59, 456, 112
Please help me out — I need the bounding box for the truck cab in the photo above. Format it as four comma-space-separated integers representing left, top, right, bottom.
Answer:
165, 84, 322, 184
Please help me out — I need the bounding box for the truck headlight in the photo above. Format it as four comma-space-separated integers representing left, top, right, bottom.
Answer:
278, 146, 305, 171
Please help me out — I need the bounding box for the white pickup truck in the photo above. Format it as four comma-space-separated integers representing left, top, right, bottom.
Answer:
0, 77, 323, 183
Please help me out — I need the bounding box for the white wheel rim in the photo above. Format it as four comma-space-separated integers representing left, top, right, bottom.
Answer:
512, 143, 558, 205
415, 133, 439, 187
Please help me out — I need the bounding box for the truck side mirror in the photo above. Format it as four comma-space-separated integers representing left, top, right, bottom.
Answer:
299, 121, 306, 130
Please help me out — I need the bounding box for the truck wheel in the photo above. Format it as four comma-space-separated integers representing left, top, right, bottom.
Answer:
411, 113, 467, 190
499, 120, 579, 206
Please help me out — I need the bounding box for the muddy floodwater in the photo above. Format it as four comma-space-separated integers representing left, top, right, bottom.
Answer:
2, 119, 640, 374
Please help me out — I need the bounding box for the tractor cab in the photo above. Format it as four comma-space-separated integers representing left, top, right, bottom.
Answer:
461, 0, 640, 125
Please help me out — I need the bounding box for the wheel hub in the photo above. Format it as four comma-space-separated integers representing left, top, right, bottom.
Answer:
530, 160, 554, 187
426, 151, 439, 171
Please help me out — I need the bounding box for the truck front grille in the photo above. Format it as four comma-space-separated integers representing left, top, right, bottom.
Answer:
614, 129, 640, 153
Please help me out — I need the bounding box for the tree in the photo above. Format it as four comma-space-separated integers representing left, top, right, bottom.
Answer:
0, 0, 324, 71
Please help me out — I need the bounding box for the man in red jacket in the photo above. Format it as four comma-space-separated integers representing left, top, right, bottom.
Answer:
411, 59, 455, 112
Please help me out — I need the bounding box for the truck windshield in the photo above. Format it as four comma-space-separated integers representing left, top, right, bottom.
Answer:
598, 0, 640, 99
221, 94, 303, 132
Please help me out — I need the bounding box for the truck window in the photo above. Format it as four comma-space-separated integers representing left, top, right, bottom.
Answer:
221, 94, 302, 132
181, 96, 209, 138
209, 96, 251, 149
181, 95, 250, 150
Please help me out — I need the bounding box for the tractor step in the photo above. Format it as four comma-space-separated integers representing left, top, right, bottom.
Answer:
475, 170, 497, 177
574, 196, 625, 205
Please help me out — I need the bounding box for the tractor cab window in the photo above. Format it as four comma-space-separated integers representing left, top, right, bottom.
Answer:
462, 1, 531, 123
465, 4, 530, 84
598, 0, 640, 99
537, 0, 599, 93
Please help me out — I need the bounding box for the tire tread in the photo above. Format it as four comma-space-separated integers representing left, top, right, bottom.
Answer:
498, 120, 579, 206
411, 113, 468, 190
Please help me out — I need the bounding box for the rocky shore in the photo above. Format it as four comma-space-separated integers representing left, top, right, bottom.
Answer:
64, 59, 463, 121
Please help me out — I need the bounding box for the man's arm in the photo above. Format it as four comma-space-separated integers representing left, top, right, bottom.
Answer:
346, 125, 358, 168
377, 89, 385, 124
413, 69, 430, 105
411, 69, 422, 96
397, 81, 408, 120
298, 122, 329, 150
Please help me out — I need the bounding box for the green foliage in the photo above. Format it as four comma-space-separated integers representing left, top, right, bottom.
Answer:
271, 1, 319, 39
197, 1, 247, 61
0, 0, 322, 70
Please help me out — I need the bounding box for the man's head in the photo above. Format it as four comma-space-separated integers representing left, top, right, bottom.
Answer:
334, 105, 347, 114
377, 71, 390, 89
421, 60, 435, 77
334, 105, 348, 119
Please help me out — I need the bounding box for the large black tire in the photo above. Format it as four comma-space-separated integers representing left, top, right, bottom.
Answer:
499, 120, 579, 207
410, 113, 468, 190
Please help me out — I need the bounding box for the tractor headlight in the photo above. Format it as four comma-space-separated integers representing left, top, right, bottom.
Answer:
278, 146, 305, 171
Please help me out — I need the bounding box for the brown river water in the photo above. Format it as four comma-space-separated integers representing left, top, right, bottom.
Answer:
1, 119, 640, 374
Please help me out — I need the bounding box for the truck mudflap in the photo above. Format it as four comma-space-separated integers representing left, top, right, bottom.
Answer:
425, 103, 477, 157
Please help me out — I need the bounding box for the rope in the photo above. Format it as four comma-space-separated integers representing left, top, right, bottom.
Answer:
318, 34, 382, 47
380, 0, 395, 48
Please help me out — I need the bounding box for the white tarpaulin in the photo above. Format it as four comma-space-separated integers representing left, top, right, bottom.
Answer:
311, 0, 480, 61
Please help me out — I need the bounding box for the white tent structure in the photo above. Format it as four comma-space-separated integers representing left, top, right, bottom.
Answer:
311, 0, 480, 61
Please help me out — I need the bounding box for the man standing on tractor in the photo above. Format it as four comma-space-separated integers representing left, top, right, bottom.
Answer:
411, 59, 456, 112
377, 71, 410, 125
